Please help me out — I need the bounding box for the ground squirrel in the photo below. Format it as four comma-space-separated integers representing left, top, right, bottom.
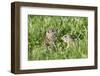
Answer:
44, 28, 57, 50
61, 34, 75, 48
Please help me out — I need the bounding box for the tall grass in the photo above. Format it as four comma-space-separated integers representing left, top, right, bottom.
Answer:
28, 15, 88, 60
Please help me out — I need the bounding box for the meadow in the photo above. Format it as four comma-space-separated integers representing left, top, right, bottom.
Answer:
28, 15, 88, 60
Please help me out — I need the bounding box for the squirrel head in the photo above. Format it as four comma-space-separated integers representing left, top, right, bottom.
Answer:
61, 34, 73, 43
46, 28, 57, 36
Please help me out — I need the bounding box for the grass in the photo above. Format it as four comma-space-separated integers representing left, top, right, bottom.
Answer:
28, 15, 88, 60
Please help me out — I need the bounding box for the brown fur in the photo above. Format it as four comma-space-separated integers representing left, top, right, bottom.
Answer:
44, 28, 57, 48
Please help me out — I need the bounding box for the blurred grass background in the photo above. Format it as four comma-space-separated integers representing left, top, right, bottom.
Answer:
28, 15, 88, 60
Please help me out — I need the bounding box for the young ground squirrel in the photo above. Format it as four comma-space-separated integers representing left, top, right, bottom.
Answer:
61, 34, 75, 48
44, 28, 57, 49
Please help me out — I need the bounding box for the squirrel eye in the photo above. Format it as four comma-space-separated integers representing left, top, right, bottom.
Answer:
64, 36, 67, 38
52, 29, 54, 32
47, 30, 50, 33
